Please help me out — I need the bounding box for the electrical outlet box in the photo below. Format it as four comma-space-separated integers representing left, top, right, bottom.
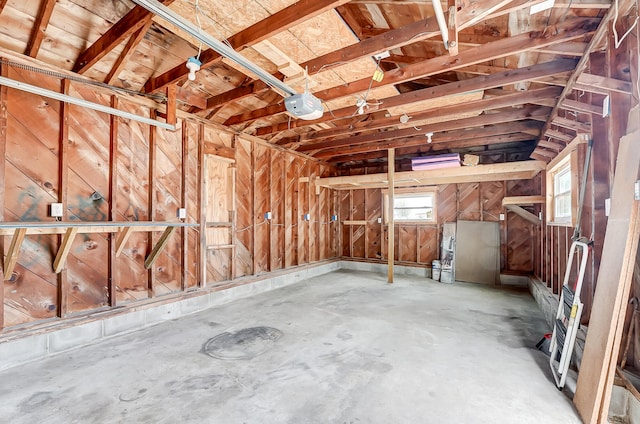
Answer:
303, 213, 310, 221
538, 212, 543, 221
331, 215, 338, 222
377, 217, 382, 224
499, 213, 505, 221
635, 180, 640, 200
605, 198, 611, 216
50, 203, 64, 218
177, 208, 187, 219
264, 211, 272, 220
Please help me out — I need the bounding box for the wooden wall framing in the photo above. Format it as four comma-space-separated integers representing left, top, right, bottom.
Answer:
0, 69, 337, 332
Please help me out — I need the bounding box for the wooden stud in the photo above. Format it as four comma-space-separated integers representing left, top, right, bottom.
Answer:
388, 149, 395, 284
107, 96, 118, 306
252, 141, 258, 274
229, 166, 237, 281
4, 228, 26, 280
24, 0, 56, 58
57, 79, 70, 317
53, 227, 79, 273
144, 227, 178, 269
0, 58, 6, 328
148, 110, 157, 296
181, 121, 188, 290
167, 84, 177, 128
115, 227, 134, 257
198, 124, 206, 287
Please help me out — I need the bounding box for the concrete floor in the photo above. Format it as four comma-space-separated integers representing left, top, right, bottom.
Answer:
0, 270, 580, 423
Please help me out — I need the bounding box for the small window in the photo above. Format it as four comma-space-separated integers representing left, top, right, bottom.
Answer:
383, 188, 437, 224
554, 166, 572, 221
394, 194, 435, 221
546, 150, 578, 226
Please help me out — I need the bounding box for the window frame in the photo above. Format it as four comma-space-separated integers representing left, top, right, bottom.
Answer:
546, 151, 579, 227
382, 187, 438, 225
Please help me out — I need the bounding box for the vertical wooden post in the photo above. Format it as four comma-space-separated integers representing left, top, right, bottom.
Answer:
306, 162, 311, 264
0, 58, 8, 329
267, 149, 272, 271
198, 125, 206, 286
229, 164, 237, 281
166, 84, 177, 127
180, 120, 188, 290
57, 79, 70, 316
251, 141, 257, 274
282, 154, 287, 268
387, 149, 395, 284
349, 189, 354, 258
147, 109, 157, 297
108, 96, 118, 306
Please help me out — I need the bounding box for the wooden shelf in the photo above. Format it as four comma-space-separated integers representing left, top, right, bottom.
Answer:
0, 221, 198, 279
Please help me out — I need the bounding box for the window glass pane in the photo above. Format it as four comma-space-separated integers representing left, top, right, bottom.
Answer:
554, 167, 571, 194
395, 196, 431, 208
392, 193, 435, 221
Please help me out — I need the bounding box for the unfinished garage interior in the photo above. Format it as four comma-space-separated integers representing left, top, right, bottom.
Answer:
0, 0, 639, 422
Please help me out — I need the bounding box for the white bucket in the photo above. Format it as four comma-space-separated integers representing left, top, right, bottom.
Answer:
432, 260, 441, 281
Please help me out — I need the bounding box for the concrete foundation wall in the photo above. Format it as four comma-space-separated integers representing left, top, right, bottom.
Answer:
0, 261, 341, 372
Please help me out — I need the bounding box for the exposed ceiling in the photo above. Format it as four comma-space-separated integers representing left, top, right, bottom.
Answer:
0, 0, 628, 173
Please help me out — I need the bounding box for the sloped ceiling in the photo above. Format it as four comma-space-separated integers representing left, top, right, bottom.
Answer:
0, 0, 627, 172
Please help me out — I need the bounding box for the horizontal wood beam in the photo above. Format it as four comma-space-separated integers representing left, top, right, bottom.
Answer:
0, 221, 196, 236
317, 160, 546, 189
502, 196, 546, 206
576, 73, 633, 94
544, 129, 575, 142
143, 0, 351, 93
203, 142, 235, 161
227, 17, 598, 126
552, 116, 591, 132
544, 133, 589, 170
300, 106, 550, 152
290, 86, 562, 142
342, 220, 368, 225
317, 131, 537, 161
561, 99, 603, 115
263, 59, 575, 137
329, 131, 538, 164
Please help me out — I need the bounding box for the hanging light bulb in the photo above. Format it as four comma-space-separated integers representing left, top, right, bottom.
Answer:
426, 132, 434, 143
186, 56, 202, 81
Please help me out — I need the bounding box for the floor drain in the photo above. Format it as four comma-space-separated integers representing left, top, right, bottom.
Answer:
203, 326, 283, 360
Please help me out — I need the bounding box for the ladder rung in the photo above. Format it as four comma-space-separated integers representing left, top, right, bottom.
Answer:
556, 319, 567, 350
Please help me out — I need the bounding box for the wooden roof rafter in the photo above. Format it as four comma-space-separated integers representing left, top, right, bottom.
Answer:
198, 0, 563, 114
24, 0, 57, 58
314, 125, 542, 161
262, 58, 578, 137
73, 0, 177, 74
143, 0, 353, 94
224, 17, 600, 126
308, 114, 549, 159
